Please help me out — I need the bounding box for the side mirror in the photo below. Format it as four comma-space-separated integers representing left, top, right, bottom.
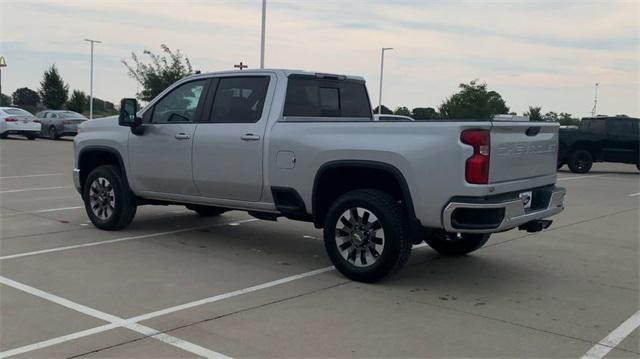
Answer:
119, 98, 141, 128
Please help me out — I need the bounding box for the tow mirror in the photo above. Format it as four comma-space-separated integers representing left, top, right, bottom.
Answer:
119, 98, 141, 127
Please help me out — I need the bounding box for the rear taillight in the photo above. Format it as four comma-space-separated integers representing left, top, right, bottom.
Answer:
4, 118, 17, 122
461, 129, 490, 184
33, 119, 41, 123
63, 120, 72, 125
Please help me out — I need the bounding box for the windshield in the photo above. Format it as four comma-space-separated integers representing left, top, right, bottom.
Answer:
3, 108, 33, 116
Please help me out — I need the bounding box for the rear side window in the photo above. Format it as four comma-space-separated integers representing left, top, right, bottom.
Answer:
607, 119, 635, 135
283, 78, 371, 119
209, 77, 270, 123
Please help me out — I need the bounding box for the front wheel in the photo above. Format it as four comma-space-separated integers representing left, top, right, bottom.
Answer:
323, 189, 413, 283
424, 231, 490, 256
48, 126, 59, 140
83, 165, 137, 230
567, 149, 593, 173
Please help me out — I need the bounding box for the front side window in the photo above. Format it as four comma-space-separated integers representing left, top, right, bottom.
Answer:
152, 80, 206, 123
209, 77, 270, 123
582, 119, 605, 132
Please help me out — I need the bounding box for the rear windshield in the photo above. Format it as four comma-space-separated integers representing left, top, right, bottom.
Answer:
3, 108, 32, 116
60, 112, 86, 119
283, 77, 371, 119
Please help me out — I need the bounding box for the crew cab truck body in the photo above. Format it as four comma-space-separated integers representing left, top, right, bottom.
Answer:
74, 69, 565, 282
558, 116, 640, 173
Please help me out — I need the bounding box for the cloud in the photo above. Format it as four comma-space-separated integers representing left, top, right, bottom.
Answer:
0, 0, 637, 117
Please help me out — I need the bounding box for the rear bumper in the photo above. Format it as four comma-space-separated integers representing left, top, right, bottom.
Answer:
442, 185, 565, 233
2, 130, 40, 135
73, 168, 82, 194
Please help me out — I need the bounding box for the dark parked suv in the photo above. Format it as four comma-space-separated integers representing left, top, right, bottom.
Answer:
558, 116, 639, 173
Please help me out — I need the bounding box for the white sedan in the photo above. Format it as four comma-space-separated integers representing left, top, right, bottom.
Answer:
0, 107, 41, 140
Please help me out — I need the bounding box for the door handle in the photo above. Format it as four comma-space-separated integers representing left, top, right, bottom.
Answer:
174, 133, 191, 140
241, 133, 261, 141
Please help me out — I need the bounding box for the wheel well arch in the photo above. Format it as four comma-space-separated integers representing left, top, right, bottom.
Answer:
311, 160, 417, 228
568, 142, 597, 160
77, 147, 127, 191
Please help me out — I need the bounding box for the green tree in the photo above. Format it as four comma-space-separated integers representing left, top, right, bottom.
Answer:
122, 44, 193, 102
412, 107, 439, 120
0, 93, 11, 106
11, 87, 40, 112
543, 111, 558, 122
394, 106, 412, 116
558, 112, 580, 126
524, 106, 543, 121
372, 105, 393, 115
39, 65, 69, 109
66, 90, 86, 113
438, 80, 509, 119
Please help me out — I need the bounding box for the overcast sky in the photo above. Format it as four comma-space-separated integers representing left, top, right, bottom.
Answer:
1, 0, 638, 117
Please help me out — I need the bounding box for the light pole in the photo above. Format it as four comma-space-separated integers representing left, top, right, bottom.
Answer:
260, 0, 266, 69
0, 56, 6, 103
378, 47, 393, 115
591, 83, 599, 117
84, 39, 101, 119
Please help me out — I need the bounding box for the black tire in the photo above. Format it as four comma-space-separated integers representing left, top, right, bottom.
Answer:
26, 135, 36, 140
0, 132, 7, 139
83, 165, 137, 230
48, 126, 59, 140
186, 204, 226, 217
323, 189, 412, 283
424, 230, 490, 256
567, 149, 593, 173
556, 161, 564, 170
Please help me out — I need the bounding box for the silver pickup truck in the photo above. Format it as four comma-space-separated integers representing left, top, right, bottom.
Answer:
73, 69, 565, 282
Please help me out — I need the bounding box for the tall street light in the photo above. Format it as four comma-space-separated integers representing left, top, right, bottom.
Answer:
378, 47, 393, 115
260, 0, 266, 69
0, 56, 6, 102
84, 39, 102, 119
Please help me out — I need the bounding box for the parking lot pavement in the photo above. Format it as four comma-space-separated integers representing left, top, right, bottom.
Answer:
1, 138, 638, 358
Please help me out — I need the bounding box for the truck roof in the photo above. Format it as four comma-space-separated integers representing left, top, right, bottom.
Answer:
185, 68, 366, 82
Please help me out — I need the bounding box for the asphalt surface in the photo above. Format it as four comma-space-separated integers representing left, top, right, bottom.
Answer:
0, 135, 638, 358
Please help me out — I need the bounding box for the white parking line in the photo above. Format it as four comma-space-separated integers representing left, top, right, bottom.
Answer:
0, 186, 73, 194
0, 219, 258, 261
628, 192, 640, 197
0, 276, 229, 359
0, 206, 83, 217
0, 266, 334, 358
0, 173, 64, 179
581, 310, 640, 359
557, 174, 607, 181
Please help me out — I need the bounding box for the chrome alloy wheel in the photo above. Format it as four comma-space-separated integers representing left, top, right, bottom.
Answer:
335, 207, 385, 267
89, 177, 115, 220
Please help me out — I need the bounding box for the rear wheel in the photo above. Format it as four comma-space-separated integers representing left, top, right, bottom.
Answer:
83, 165, 137, 230
48, 126, 59, 140
0, 132, 7, 139
186, 205, 226, 217
567, 149, 593, 174
424, 230, 490, 256
323, 189, 412, 283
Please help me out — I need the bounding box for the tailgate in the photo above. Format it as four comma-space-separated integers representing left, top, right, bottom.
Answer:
489, 121, 558, 183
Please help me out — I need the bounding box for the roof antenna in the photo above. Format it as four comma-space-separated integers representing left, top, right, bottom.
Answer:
591, 83, 598, 117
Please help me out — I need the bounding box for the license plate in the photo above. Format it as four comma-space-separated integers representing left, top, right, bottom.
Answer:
519, 191, 533, 208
